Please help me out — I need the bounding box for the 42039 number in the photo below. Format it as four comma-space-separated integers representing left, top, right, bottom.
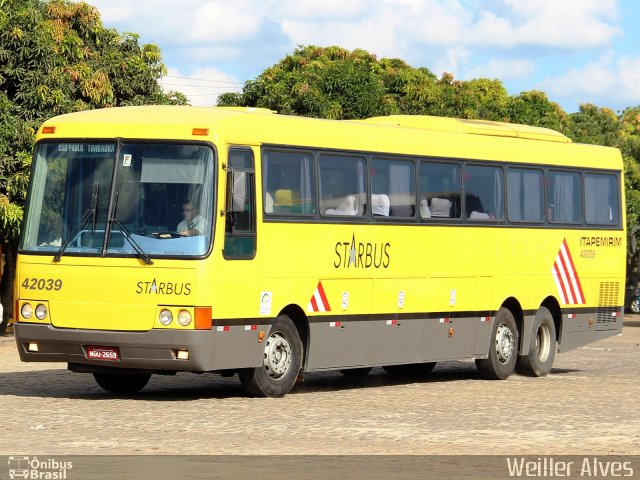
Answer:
21, 278, 63, 291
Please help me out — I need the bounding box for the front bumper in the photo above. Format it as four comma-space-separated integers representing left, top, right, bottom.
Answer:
14, 322, 217, 372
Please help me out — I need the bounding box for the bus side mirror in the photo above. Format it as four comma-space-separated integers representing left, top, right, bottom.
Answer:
226, 170, 246, 213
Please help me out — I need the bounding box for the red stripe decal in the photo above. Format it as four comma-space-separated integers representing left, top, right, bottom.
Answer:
317, 282, 330, 311
310, 295, 319, 312
562, 241, 585, 303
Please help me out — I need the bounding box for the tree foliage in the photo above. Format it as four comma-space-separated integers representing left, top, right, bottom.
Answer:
0, 0, 186, 329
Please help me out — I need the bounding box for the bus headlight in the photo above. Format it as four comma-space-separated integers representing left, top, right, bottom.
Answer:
21, 303, 33, 320
35, 304, 48, 320
159, 309, 173, 326
178, 310, 192, 326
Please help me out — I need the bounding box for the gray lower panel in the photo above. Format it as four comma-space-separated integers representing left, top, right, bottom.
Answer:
558, 313, 623, 352
305, 315, 480, 371
14, 322, 267, 372
421, 316, 477, 362
306, 320, 368, 370
367, 319, 423, 365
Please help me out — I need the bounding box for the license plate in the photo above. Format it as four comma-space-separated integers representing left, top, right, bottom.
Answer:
86, 346, 120, 361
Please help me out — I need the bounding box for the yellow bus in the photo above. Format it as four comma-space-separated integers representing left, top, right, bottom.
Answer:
13, 106, 625, 397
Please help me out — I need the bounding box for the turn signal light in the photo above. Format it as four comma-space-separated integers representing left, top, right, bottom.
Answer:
195, 307, 212, 330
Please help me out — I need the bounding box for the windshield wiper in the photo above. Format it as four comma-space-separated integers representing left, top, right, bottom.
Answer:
106, 192, 154, 265
53, 183, 99, 263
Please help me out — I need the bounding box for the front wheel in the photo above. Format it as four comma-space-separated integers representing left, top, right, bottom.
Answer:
476, 307, 518, 380
239, 315, 303, 397
93, 372, 151, 394
517, 307, 556, 377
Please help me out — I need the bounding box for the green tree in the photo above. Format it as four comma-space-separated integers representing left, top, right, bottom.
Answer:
220, 45, 397, 119
0, 0, 186, 331
507, 90, 571, 133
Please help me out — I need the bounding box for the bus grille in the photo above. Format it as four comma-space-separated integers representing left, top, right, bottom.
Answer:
597, 281, 619, 325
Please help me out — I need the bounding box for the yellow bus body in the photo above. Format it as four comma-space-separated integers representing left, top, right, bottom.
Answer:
13, 106, 626, 396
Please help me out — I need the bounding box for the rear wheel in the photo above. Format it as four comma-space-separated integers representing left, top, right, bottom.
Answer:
476, 307, 518, 380
383, 362, 436, 375
93, 373, 151, 394
239, 315, 302, 397
517, 306, 556, 377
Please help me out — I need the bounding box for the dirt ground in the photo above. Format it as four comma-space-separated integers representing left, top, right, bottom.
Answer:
0, 318, 638, 456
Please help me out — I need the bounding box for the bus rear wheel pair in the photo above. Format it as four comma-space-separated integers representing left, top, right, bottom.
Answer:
476, 306, 556, 380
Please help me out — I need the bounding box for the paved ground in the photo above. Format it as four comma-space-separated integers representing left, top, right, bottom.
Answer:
0, 318, 638, 456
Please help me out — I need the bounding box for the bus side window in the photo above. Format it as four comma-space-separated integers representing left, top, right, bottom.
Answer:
224, 149, 256, 259
464, 165, 503, 221
585, 173, 619, 226
419, 161, 461, 220
546, 170, 582, 224
372, 157, 415, 218
507, 168, 544, 223
319, 153, 367, 217
263, 149, 316, 216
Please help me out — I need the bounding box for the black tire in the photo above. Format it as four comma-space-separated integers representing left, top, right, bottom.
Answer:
238, 315, 303, 397
93, 372, 151, 394
630, 296, 640, 314
517, 306, 556, 377
383, 362, 436, 375
340, 367, 373, 377
476, 307, 519, 380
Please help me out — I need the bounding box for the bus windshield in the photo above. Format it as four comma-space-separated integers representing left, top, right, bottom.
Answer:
21, 141, 215, 258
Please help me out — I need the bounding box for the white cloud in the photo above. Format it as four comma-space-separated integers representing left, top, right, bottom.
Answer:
502, 0, 621, 48
432, 48, 471, 76
280, 15, 402, 59
540, 55, 640, 107
160, 68, 243, 107
190, 1, 263, 42
462, 58, 536, 81
401, 0, 621, 49
276, 0, 368, 20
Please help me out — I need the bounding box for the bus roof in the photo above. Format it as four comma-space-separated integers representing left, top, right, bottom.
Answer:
357, 115, 571, 143
37, 106, 620, 170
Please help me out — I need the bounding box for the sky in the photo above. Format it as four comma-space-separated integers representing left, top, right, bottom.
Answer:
86, 0, 640, 114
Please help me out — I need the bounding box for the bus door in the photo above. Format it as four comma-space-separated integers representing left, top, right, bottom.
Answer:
213, 147, 260, 369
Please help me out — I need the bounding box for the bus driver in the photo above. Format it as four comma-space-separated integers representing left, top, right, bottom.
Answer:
177, 201, 207, 236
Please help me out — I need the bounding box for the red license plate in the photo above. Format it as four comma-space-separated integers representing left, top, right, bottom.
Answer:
86, 346, 120, 361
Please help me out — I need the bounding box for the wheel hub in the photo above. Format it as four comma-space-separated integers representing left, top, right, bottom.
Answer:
263, 332, 292, 379
536, 323, 551, 362
495, 323, 514, 364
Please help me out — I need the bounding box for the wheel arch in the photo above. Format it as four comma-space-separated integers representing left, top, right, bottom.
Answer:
540, 296, 562, 342
277, 304, 309, 367
500, 297, 523, 335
